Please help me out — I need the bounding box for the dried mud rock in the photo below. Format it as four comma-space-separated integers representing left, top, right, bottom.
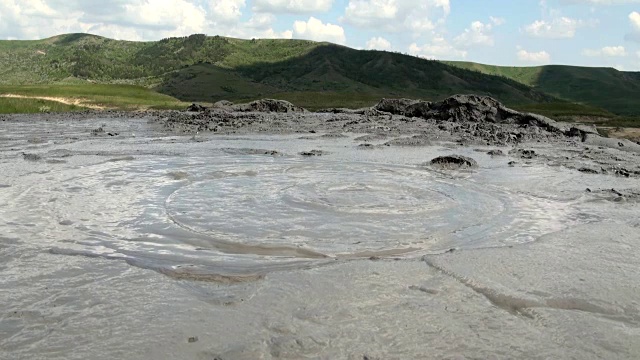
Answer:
22, 153, 42, 161
509, 149, 537, 159
213, 100, 234, 108
300, 150, 326, 156
385, 135, 432, 147
430, 155, 478, 169
578, 167, 600, 174
373, 98, 421, 115
373, 95, 598, 139
186, 103, 207, 112
232, 99, 306, 113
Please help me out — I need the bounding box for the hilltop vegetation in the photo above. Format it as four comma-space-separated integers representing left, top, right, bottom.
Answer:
0, 33, 320, 84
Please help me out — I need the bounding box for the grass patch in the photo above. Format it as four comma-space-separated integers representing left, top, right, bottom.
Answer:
512, 102, 640, 129
511, 102, 615, 118
0, 97, 80, 114
0, 84, 188, 111
590, 117, 640, 128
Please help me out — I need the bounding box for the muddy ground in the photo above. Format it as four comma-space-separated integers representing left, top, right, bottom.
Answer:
1, 96, 640, 359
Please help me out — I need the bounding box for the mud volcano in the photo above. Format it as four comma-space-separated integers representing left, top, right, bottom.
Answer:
1, 95, 640, 359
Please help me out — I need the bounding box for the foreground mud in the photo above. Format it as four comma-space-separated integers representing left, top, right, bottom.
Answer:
1, 100, 640, 359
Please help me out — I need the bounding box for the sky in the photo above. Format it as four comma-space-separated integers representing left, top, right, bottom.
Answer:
1, 0, 640, 70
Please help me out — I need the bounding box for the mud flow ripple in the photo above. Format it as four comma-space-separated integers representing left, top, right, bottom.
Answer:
39, 155, 576, 281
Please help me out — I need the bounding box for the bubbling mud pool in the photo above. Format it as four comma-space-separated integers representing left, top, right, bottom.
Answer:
2, 116, 640, 359
20, 151, 582, 282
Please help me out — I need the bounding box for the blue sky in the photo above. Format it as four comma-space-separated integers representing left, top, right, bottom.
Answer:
1, 0, 640, 70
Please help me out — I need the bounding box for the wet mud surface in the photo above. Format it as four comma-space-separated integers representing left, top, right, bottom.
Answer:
1, 104, 640, 359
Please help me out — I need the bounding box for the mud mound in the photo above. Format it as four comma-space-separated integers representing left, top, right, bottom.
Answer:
385, 135, 432, 147
22, 152, 42, 161
186, 103, 207, 112
213, 100, 234, 108
232, 99, 306, 113
375, 95, 503, 121
430, 155, 478, 169
373, 98, 421, 115
300, 150, 327, 156
487, 149, 504, 156
374, 95, 598, 139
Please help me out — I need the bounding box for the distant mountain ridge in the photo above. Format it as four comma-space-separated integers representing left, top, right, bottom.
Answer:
1, 33, 639, 115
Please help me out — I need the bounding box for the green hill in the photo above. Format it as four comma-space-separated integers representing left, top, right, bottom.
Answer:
445, 61, 640, 116
0, 32, 638, 121
0, 33, 554, 110
160, 45, 554, 107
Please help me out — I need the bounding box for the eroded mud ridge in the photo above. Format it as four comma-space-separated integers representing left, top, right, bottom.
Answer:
2, 97, 640, 359
162, 95, 599, 144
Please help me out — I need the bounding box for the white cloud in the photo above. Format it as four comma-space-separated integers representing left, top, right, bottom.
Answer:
582, 46, 627, 57
600, 46, 627, 56
0, 0, 208, 40
243, 13, 275, 30
625, 11, 640, 42
523, 17, 584, 38
293, 17, 346, 44
517, 49, 551, 64
259, 28, 294, 39
122, 0, 206, 32
210, 0, 246, 23
0, 0, 82, 39
409, 36, 467, 60
630, 11, 640, 30
366, 36, 391, 50
453, 20, 496, 47
0, 0, 298, 41
343, 0, 401, 28
343, 0, 450, 35
253, 0, 334, 13
490, 16, 505, 25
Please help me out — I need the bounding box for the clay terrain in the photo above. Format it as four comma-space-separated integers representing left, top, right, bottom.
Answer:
1, 95, 640, 359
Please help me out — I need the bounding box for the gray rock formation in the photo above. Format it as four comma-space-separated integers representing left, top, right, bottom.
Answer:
186, 103, 207, 112
232, 99, 306, 113
373, 94, 599, 139
430, 155, 478, 169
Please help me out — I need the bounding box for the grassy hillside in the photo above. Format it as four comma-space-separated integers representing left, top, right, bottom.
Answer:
446, 61, 640, 116
0, 33, 554, 110
159, 44, 556, 107
0, 32, 638, 124
0, 33, 321, 85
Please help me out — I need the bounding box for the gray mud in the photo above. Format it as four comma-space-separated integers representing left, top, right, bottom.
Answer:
1, 96, 640, 359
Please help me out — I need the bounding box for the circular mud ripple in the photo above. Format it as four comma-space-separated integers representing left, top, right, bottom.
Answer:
164, 160, 562, 258
166, 163, 462, 254
27, 155, 578, 281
